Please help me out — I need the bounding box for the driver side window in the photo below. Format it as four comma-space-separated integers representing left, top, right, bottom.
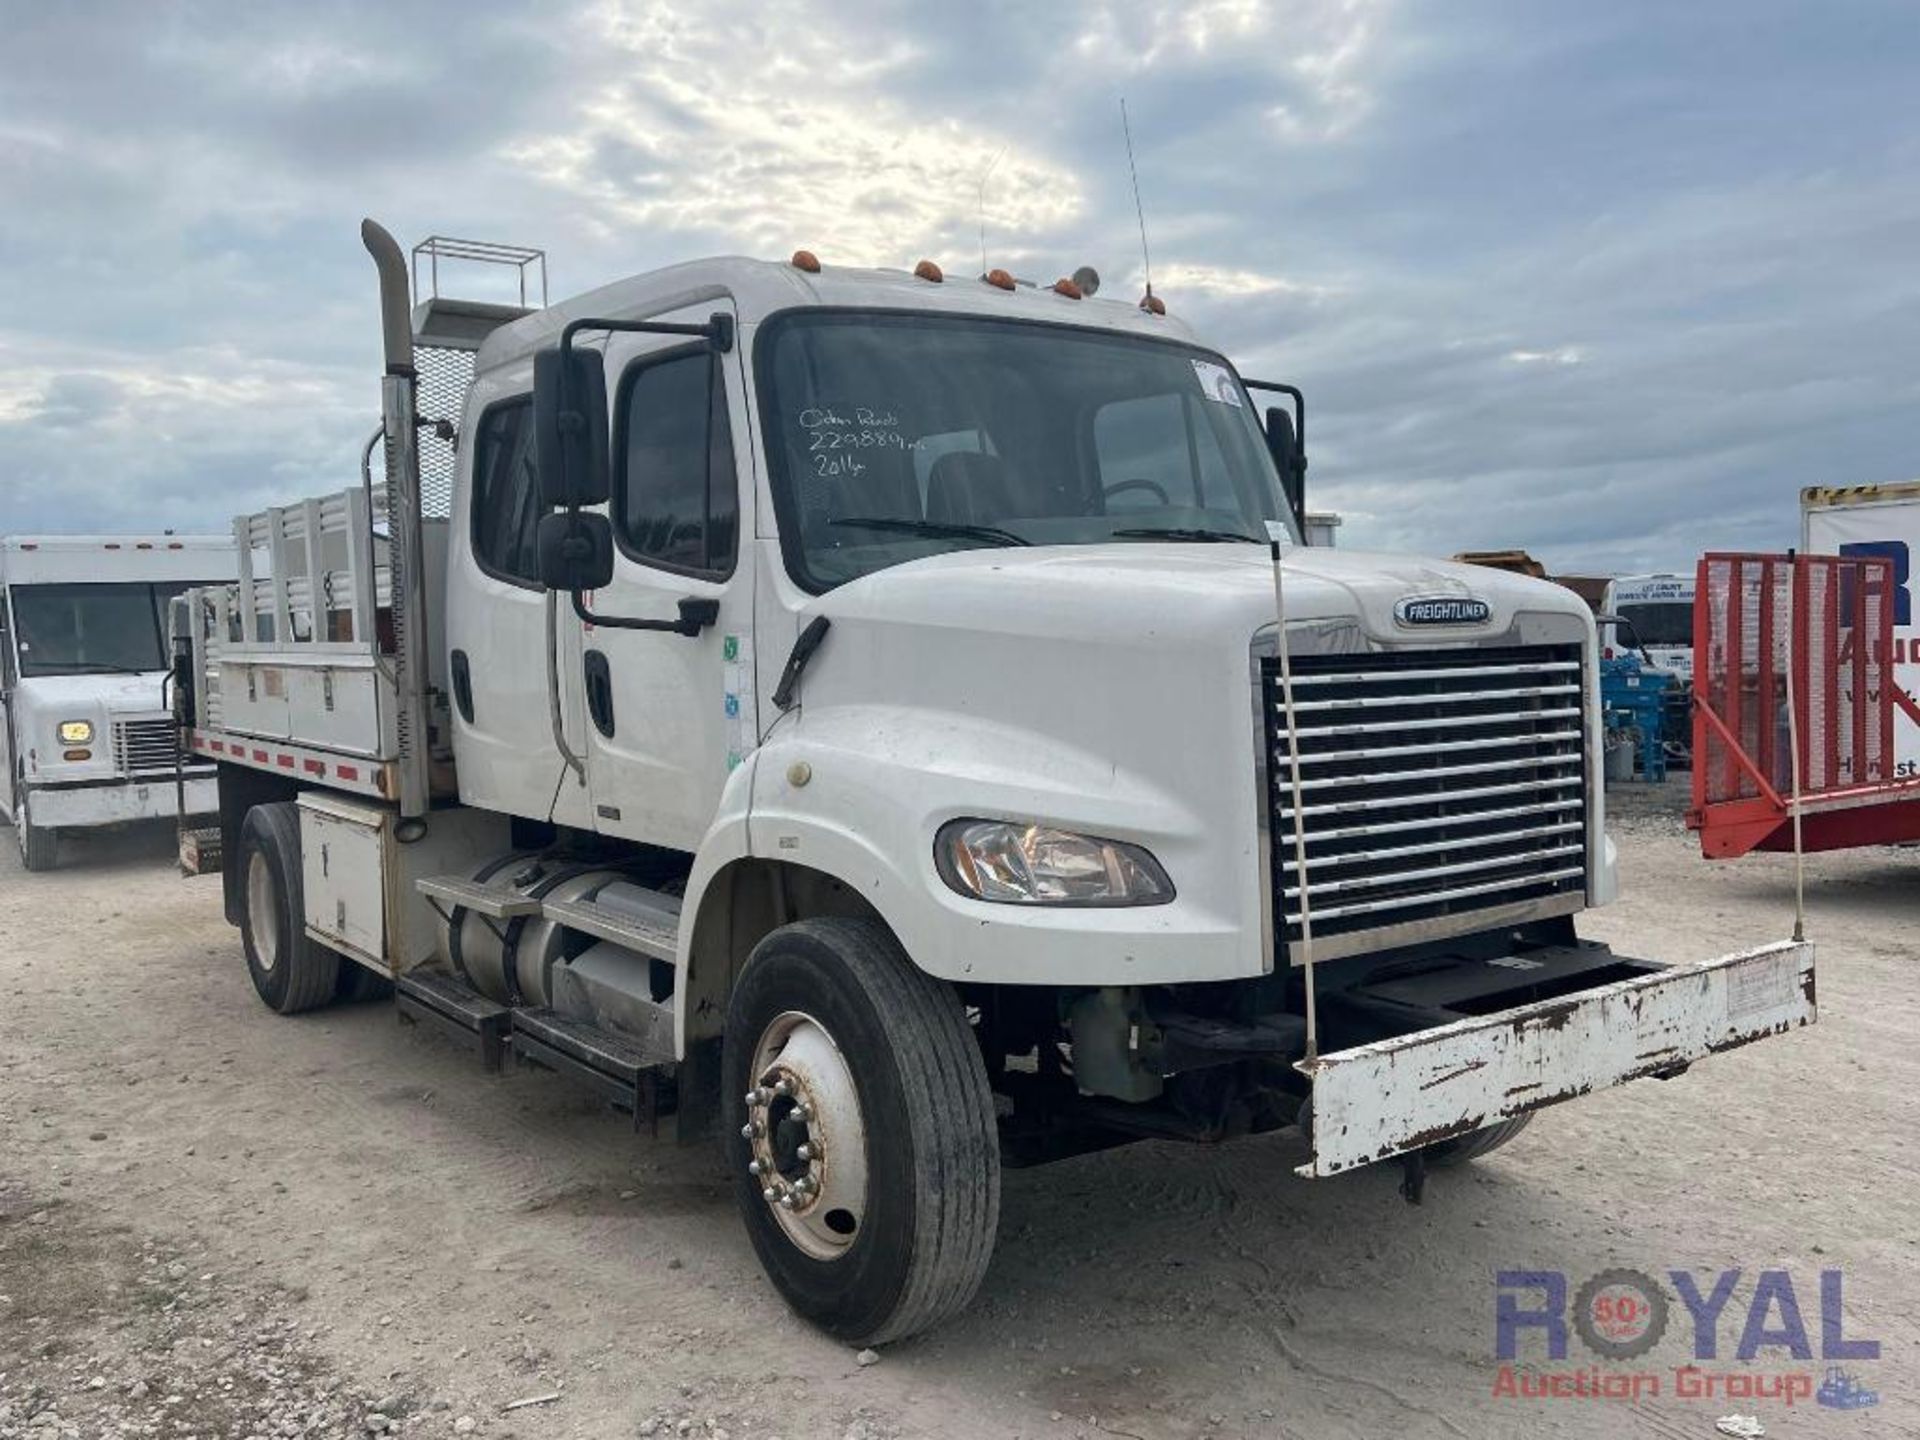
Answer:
1094, 393, 1231, 512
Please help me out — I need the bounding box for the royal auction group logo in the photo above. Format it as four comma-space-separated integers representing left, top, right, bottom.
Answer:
1494, 1268, 1881, 1410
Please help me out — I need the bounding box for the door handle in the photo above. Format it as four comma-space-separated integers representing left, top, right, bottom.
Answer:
584, 649, 615, 738
450, 649, 474, 723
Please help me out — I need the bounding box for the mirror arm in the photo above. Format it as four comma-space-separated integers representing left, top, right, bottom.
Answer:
1243, 378, 1305, 451
570, 590, 719, 638
559, 312, 734, 363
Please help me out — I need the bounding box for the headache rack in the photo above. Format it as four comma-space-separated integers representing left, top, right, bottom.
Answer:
1265, 645, 1592, 962
177, 227, 541, 806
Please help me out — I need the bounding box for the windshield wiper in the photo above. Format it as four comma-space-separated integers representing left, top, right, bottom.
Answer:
1110, 526, 1264, 544
829, 516, 1030, 548
21, 660, 158, 675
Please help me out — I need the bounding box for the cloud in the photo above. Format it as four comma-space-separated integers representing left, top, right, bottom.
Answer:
0, 0, 1913, 583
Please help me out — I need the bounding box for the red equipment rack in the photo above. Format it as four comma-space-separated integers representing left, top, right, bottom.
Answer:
1689, 551, 1920, 857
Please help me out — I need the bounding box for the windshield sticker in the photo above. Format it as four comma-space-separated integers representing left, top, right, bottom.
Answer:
1190, 359, 1242, 407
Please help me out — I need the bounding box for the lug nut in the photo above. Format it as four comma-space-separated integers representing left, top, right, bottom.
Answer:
793, 1103, 813, 1122
740, 1122, 757, 1140
779, 1195, 796, 1210
763, 1186, 778, 1202
744, 1090, 761, 1107
796, 1144, 813, 1162
748, 1160, 763, 1176
773, 1079, 793, 1098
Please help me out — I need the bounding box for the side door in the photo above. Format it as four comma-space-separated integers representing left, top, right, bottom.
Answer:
0, 590, 15, 821
444, 382, 593, 827
579, 313, 752, 852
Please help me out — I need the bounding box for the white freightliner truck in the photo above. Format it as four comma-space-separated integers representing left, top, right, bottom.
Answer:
3, 533, 235, 869
175, 224, 1815, 1343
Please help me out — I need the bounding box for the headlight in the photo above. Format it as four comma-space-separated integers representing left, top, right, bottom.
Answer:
57, 720, 94, 745
936, 819, 1174, 907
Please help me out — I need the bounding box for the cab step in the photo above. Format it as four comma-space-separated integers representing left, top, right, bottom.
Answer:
415, 873, 543, 920
395, 969, 510, 1071
511, 1007, 668, 1124
541, 889, 679, 964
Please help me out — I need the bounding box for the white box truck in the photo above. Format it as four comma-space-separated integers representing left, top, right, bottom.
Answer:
1602, 571, 1697, 681
1804, 482, 1920, 777
3, 534, 235, 869
175, 225, 1814, 1344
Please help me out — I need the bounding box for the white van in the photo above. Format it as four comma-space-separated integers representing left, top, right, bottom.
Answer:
1, 535, 236, 869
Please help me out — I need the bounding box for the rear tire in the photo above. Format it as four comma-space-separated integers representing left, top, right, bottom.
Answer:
1426, 1113, 1534, 1167
722, 918, 1000, 1345
238, 803, 339, 1015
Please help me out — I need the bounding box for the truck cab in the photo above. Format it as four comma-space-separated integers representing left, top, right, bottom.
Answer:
3, 535, 235, 869
180, 227, 1814, 1346
1602, 571, 1697, 681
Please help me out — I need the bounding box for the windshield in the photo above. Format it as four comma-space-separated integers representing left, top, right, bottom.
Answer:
1615, 602, 1693, 647
7, 581, 201, 677
757, 312, 1295, 590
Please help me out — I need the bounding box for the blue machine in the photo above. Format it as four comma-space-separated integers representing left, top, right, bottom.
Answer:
1600, 652, 1676, 782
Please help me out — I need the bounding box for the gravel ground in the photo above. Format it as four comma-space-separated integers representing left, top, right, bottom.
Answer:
2, 787, 1915, 1439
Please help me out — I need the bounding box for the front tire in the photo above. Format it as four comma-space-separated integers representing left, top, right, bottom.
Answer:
722, 918, 1000, 1345
238, 803, 339, 1014
1426, 1113, 1534, 1167
16, 798, 57, 872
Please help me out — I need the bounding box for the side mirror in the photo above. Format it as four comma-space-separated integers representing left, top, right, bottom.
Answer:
533, 345, 610, 507
1265, 405, 1307, 522
536, 510, 615, 592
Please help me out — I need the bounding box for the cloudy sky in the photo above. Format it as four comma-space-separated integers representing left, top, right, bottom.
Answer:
3, 0, 1917, 574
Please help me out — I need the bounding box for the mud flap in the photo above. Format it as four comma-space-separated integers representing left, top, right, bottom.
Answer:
1299, 939, 1815, 1178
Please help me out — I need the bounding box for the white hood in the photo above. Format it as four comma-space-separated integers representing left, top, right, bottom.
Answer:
12, 670, 170, 782
811, 542, 1592, 651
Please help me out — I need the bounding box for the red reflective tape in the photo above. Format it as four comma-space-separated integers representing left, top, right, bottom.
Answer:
252, 749, 269, 763
303, 759, 325, 775
209, 739, 224, 753
276, 754, 295, 769
337, 765, 360, 781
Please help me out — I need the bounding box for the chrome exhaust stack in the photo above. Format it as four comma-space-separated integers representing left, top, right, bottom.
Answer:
361, 218, 432, 819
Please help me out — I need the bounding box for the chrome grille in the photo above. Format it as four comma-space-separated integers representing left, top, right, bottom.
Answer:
113, 717, 183, 775
1264, 645, 1589, 959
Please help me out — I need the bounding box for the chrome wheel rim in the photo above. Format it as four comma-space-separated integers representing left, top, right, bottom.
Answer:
246, 851, 280, 973
743, 1010, 868, 1261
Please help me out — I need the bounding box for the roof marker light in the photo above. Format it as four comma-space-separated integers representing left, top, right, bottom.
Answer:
1051, 278, 1082, 299
791, 250, 821, 273
914, 259, 944, 283
984, 268, 1015, 291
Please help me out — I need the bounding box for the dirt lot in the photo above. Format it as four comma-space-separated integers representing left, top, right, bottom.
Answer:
2, 787, 1914, 1440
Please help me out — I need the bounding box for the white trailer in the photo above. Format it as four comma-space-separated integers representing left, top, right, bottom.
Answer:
2, 534, 235, 869
177, 225, 1814, 1344
1803, 481, 1920, 778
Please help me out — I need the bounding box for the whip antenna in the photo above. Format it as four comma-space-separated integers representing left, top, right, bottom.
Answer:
1121, 97, 1154, 300
978, 145, 1007, 278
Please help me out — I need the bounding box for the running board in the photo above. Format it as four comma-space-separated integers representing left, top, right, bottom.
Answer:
395, 970, 510, 1071
541, 894, 678, 964
511, 1007, 667, 1122
415, 874, 542, 919
413, 873, 680, 964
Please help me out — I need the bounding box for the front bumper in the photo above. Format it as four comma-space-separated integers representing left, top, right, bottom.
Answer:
1301, 939, 1814, 1176
26, 773, 218, 829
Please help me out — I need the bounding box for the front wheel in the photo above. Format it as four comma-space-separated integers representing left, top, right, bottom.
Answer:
16, 798, 57, 872
1426, 1112, 1534, 1167
722, 918, 1000, 1345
